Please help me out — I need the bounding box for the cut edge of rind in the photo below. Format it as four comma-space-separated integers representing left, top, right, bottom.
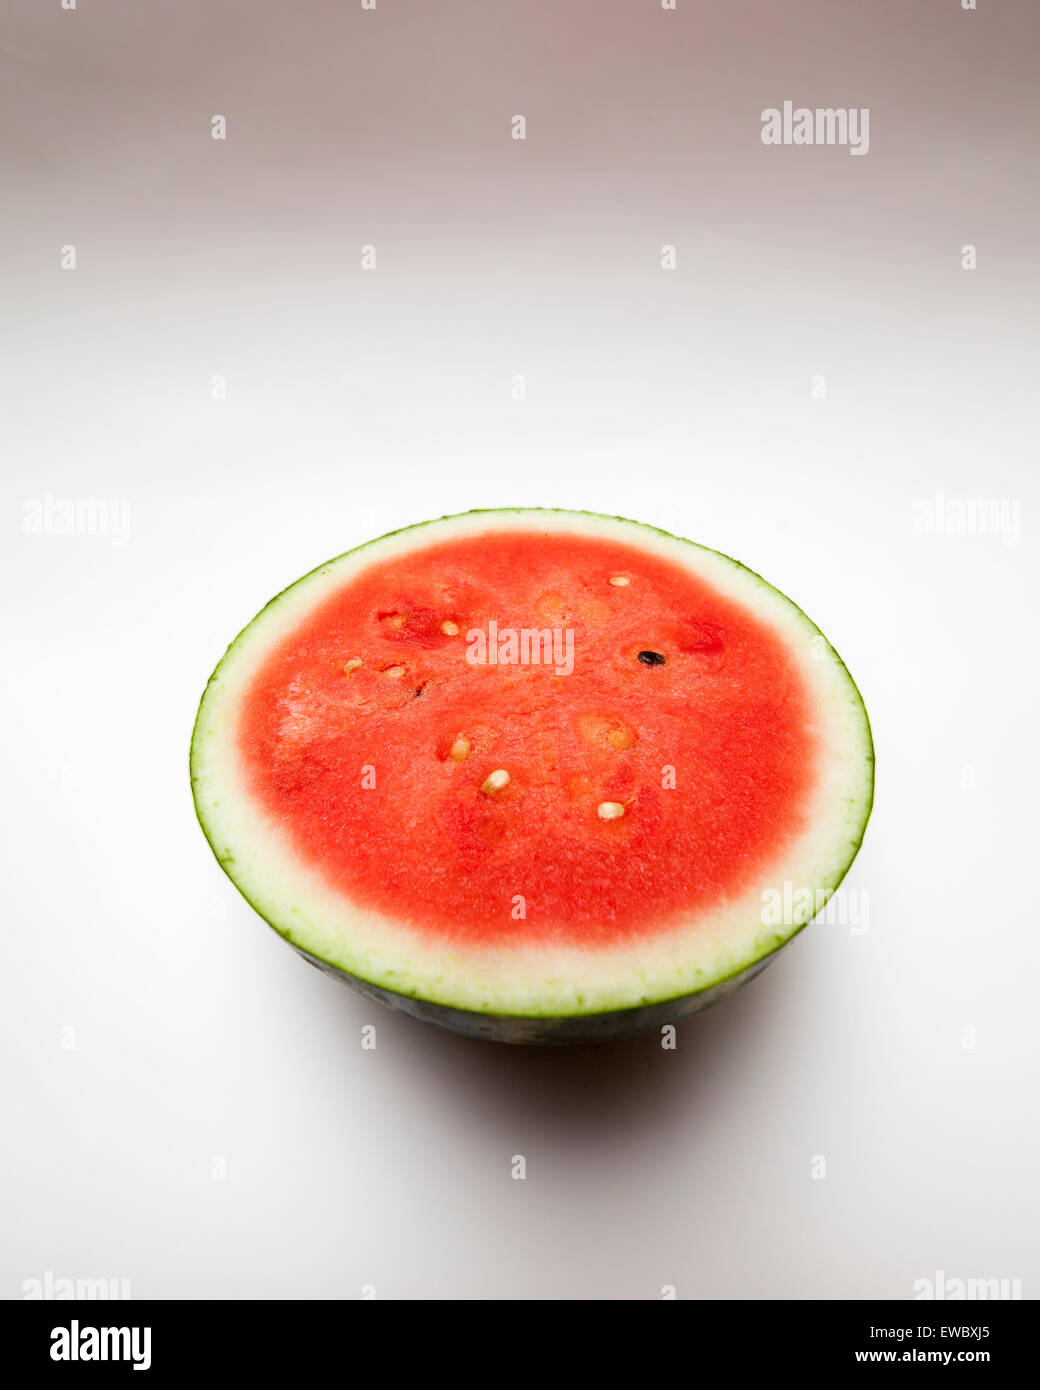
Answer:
292, 942, 781, 1044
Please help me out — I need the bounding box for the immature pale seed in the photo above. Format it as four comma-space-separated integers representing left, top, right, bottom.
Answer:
344, 657, 363, 673
481, 769, 510, 794
597, 801, 626, 820
579, 714, 636, 752
383, 613, 406, 629
384, 665, 406, 679
440, 620, 459, 636
449, 735, 471, 762
608, 575, 630, 587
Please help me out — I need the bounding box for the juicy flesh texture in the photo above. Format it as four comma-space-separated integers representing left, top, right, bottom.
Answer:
239, 531, 818, 947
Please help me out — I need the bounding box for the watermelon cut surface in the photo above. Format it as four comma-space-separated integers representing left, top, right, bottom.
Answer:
191, 510, 873, 1042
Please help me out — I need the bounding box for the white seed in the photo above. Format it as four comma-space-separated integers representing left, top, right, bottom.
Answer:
597, 801, 626, 820
383, 665, 406, 679
449, 735, 471, 762
608, 575, 630, 587
440, 619, 459, 636
481, 769, 510, 794
383, 612, 406, 629
344, 657, 363, 673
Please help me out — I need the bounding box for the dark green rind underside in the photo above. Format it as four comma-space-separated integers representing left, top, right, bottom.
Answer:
190, 507, 875, 1044
292, 942, 780, 1045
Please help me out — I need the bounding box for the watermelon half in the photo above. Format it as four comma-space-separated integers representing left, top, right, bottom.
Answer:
191, 509, 873, 1043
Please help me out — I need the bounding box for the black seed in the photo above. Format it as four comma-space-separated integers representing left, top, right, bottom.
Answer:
637, 650, 666, 665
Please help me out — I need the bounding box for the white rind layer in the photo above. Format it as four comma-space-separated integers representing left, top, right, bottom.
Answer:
190, 509, 874, 1018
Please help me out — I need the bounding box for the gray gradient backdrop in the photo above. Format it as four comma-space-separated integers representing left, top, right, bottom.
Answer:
3, 0, 1037, 1299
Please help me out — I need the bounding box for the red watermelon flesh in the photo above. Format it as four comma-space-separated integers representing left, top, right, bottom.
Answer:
239, 530, 816, 947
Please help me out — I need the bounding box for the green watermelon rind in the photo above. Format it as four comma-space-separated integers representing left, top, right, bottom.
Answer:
190, 508, 874, 1040
291, 943, 780, 1044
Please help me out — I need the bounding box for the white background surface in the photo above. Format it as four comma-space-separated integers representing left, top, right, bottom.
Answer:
3, 0, 1037, 1299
